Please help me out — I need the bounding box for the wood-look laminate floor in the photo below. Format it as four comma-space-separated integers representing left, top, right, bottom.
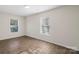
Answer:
0, 36, 74, 54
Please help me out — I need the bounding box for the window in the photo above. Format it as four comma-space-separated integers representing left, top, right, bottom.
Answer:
10, 19, 18, 32
40, 17, 49, 35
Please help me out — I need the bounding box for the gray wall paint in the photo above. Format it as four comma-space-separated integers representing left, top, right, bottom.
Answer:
25, 6, 79, 50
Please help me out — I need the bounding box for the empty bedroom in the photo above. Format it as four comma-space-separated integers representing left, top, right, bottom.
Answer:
0, 5, 79, 54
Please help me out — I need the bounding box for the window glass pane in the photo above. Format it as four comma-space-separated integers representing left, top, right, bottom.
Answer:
40, 17, 49, 35
10, 19, 18, 32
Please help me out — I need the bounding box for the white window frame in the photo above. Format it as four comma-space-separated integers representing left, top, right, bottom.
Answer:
40, 17, 49, 35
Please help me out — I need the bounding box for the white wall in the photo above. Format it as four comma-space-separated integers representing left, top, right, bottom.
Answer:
25, 6, 79, 51
0, 12, 25, 40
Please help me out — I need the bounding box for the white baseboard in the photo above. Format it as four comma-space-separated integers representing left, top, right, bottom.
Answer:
0, 35, 24, 40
